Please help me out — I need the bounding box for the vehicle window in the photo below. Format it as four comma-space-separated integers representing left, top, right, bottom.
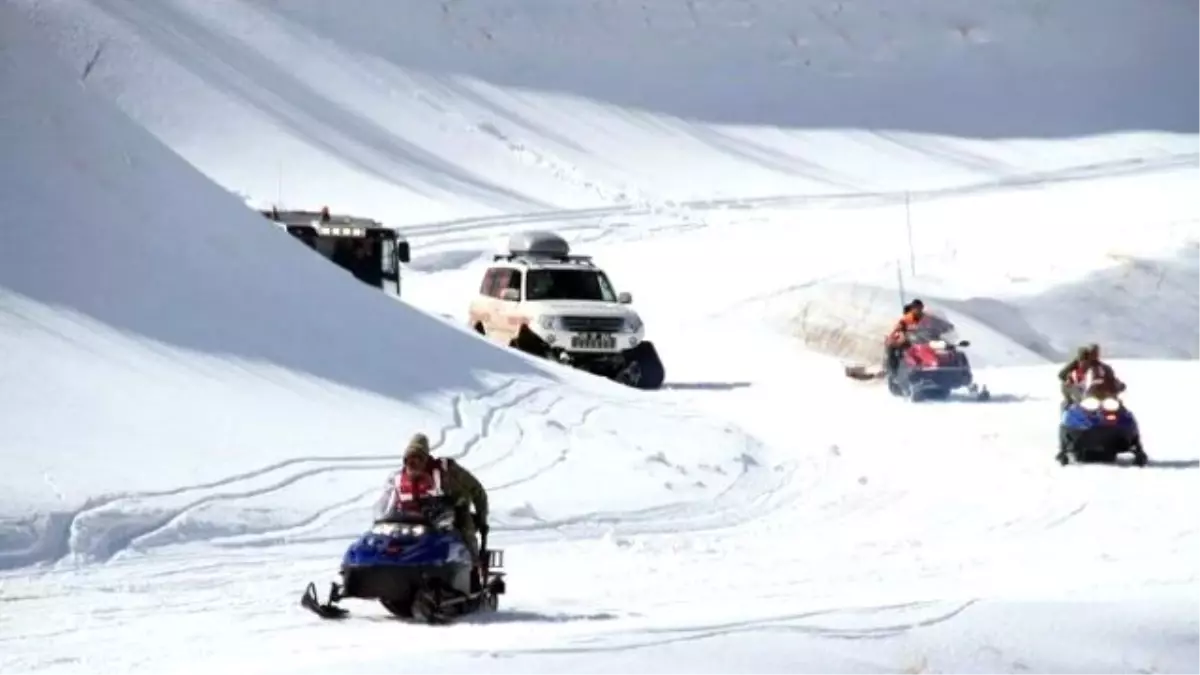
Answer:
479, 268, 497, 295
380, 239, 397, 274
488, 268, 512, 298
505, 269, 523, 300
525, 269, 617, 302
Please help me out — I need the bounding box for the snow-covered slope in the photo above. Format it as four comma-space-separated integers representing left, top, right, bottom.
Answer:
0, 5, 770, 573
13, 0, 1197, 224
28, 0, 1200, 360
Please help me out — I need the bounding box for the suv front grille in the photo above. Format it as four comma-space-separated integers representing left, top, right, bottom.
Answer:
561, 316, 625, 333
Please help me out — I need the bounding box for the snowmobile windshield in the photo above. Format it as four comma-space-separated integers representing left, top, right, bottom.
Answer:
373, 474, 400, 519
525, 268, 618, 302
907, 315, 958, 344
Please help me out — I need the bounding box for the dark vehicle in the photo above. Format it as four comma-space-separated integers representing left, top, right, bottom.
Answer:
301, 496, 506, 624
262, 207, 410, 296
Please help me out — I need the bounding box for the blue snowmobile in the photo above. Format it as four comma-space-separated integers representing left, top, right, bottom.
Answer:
1057, 393, 1147, 466
301, 496, 506, 623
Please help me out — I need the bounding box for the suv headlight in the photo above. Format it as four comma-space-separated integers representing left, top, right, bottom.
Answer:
625, 314, 643, 333
538, 315, 563, 331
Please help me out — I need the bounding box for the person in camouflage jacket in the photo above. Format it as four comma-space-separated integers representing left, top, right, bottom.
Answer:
399, 433, 490, 572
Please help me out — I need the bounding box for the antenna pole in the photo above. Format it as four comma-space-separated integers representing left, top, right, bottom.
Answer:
905, 191, 915, 276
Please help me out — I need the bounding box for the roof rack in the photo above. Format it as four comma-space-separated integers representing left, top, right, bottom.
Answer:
492, 252, 596, 267
259, 206, 389, 231
494, 230, 595, 266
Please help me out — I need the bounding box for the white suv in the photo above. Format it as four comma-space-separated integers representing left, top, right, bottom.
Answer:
468, 231, 664, 390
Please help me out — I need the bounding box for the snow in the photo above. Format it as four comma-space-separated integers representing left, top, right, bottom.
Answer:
11, 0, 1197, 224
2, 0, 1198, 672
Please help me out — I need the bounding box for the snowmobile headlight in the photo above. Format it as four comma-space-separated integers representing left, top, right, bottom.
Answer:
928, 340, 947, 350
1101, 398, 1121, 412
371, 523, 403, 536
1079, 397, 1101, 412
406, 524, 426, 537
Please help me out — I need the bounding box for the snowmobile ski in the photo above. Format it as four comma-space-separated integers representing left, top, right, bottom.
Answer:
301, 581, 349, 620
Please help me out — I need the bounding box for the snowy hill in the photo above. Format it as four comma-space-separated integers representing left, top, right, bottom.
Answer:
2, 0, 1198, 673
0, 4, 770, 572
12, 0, 1197, 224
19, 0, 1193, 360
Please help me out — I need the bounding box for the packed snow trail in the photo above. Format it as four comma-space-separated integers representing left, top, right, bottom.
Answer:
3, 361, 1197, 673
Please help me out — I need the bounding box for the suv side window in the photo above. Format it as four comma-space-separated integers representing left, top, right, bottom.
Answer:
481, 267, 512, 297
479, 268, 497, 296
486, 267, 512, 298
504, 269, 523, 301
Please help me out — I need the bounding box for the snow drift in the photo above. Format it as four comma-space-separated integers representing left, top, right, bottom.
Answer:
0, 6, 770, 570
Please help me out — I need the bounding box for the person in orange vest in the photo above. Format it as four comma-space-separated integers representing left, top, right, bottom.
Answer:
885, 299, 926, 376
1058, 343, 1124, 409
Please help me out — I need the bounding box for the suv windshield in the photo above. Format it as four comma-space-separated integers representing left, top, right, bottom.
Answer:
526, 268, 617, 302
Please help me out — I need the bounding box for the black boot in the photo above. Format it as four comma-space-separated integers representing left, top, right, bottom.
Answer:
885, 346, 900, 377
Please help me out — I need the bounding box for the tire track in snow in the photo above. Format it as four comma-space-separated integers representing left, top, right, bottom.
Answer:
464, 599, 978, 656
403, 152, 1197, 263
201, 381, 555, 551
492, 453, 803, 543
37, 380, 531, 565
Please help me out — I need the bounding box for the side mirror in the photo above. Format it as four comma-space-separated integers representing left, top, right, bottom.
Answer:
396, 240, 411, 264
957, 340, 971, 348
499, 288, 520, 302
617, 291, 632, 304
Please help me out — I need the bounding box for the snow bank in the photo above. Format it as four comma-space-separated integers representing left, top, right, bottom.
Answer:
0, 7, 770, 570
13, 0, 1195, 223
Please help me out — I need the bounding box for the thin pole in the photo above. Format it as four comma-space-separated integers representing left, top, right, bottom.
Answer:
905, 191, 915, 276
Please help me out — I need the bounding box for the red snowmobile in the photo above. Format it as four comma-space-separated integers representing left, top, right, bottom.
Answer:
845, 323, 990, 402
